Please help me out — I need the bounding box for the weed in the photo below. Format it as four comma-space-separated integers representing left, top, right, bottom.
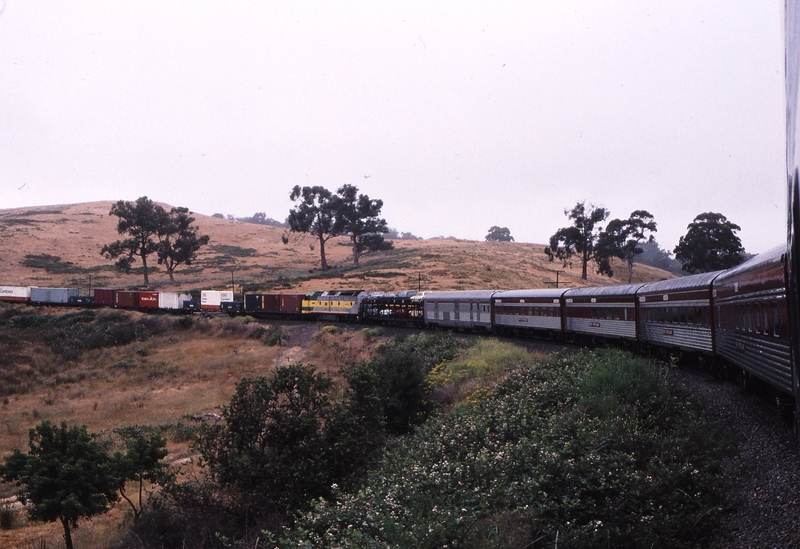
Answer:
0, 503, 15, 530
264, 324, 289, 347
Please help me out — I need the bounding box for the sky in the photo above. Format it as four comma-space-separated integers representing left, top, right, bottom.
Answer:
0, 1, 788, 255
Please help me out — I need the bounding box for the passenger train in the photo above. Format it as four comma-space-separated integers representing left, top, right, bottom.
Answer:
0, 244, 794, 416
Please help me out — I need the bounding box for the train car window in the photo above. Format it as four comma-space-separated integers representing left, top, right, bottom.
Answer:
773, 302, 780, 337
755, 304, 762, 334
734, 305, 739, 330
671, 307, 678, 324
679, 307, 686, 324
747, 304, 752, 332
763, 304, 770, 335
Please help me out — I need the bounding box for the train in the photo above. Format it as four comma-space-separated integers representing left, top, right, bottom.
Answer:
0, 243, 794, 415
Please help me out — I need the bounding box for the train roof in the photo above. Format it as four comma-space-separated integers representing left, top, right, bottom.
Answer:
423, 290, 500, 300
563, 282, 646, 298
712, 245, 786, 285
638, 271, 723, 294
493, 288, 570, 300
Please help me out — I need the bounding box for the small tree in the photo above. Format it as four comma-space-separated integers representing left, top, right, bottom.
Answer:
102, 196, 164, 285
485, 226, 514, 242
112, 427, 172, 524
338, 184, 393, 267
596, 210, 658, 283
195, 364, 337, 515
156, 207, 210, 284
545, 201, 609, 280
287, 186, 346, 271
674, 212, 745, 273
0, 421, 119, 549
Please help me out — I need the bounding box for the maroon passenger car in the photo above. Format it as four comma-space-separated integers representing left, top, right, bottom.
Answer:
712, 246, 792, 395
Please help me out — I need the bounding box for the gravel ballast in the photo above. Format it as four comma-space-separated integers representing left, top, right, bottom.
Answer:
675, 368, 800, 548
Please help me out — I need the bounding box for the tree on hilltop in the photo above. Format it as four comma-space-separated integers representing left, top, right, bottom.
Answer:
674, 212, 745, 273
101, 197, 163, 285
338, 184, 393, 267
596, 210, 658, 283
545, 201, 609, 280
101, 197, 208, 285
287, 186, 346, 271
287, 184, 393, 270
156, 207, 210, 284
485, 226, 514, 242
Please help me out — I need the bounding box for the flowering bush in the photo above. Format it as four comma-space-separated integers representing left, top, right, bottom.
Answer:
282, 349, 730, 549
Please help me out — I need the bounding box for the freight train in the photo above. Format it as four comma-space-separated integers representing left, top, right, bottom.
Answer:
0, 244, 794, 414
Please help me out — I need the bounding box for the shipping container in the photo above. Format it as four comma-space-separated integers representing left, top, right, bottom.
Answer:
200, 290, 234, 310
68, 295, 95, 305
139, 291, 160, 308
183, 300, 202, 310
221, 301, 243, 312
31, 287, 79, 304
0, 286, 35, 302
159, 292, 193, 310
93, 289, 118, 306
115, 291, 140, 308
244, 293, 305, 314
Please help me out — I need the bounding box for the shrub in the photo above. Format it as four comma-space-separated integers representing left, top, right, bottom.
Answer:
285, 349, 730, 549
264, 324, 289, 347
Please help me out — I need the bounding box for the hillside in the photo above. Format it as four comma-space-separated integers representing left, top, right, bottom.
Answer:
0, 201, 674, 293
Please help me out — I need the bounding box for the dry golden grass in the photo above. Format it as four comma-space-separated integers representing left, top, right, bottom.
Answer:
0, 201, 675, 547
0, 201, 673, 295
0, 314, 393, 548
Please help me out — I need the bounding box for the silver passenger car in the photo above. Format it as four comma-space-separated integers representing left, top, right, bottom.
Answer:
423, 290, 498, 330
637, 271, 722, 355
562, 283, 645, 341
491, 288, 568, 335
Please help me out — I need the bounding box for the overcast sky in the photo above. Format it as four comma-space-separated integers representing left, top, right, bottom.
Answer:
0, 1, 787, 254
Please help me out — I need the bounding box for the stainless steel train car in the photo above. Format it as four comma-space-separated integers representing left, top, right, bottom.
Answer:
491, 289, 567, 336
712, 246, 792, 394
637, 271, 721, 356
562, 283, 645, 343
423, 290, 496, 330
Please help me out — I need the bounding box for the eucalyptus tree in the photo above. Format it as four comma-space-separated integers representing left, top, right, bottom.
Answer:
674, 212, 745, 273
545, 201, 609, 280
596, 210, 658, 282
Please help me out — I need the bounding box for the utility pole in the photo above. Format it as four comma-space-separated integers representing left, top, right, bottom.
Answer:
553, 270, 565, 289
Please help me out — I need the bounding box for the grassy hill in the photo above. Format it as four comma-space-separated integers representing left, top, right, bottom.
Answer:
0, 201, 679, 547
0, 201, 674, 294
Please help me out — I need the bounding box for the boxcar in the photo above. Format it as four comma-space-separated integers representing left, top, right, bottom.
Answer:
712, 246, 792, 395
637, 271, 722, 355
491, 288, 568, 336
31, 287, 79, 304
423, 290, 497, 331
563, 284, 645, 342
302, 290, 364, 317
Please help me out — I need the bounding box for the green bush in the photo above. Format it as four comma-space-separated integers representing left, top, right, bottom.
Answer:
366, 333, 472, 434
285, 349, 730, 549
